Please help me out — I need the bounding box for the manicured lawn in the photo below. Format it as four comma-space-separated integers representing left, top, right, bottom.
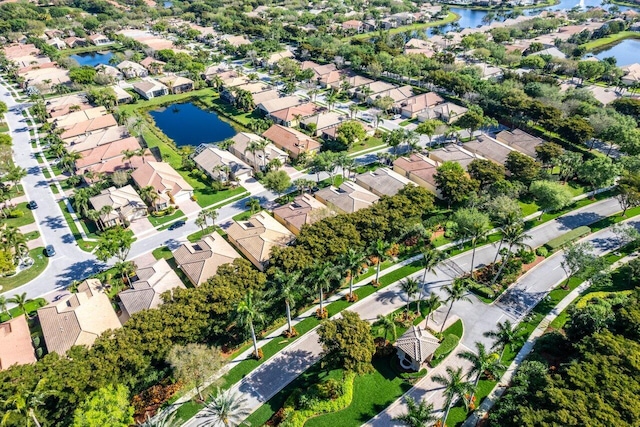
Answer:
118, 87, 218, 115
57, 201, 98, 252
1, 202, 35, 228
446, 380, 495, 427
347, 137, 385, 155
344, 12, 459, 40
152, 246, 173, 260
0, 248, 48, 294
582, 31, 640, 51
0, 297, 47, 322
24, 230, 40, 241
0, 123, 9, 132
194, 186, 247, 209
148, 209, 185, 227
232, 209, 256, 221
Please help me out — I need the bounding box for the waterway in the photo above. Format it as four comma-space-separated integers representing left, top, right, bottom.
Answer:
588, 38, 640, 66
149, 102, 237, 147
69, 51, 113, 67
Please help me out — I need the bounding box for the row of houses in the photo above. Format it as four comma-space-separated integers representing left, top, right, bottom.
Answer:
46, 33, 111, 50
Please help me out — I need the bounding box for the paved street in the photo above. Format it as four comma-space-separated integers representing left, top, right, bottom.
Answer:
186, 198, 625, 426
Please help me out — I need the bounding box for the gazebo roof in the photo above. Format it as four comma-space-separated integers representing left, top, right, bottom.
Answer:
395, 326, 440, 362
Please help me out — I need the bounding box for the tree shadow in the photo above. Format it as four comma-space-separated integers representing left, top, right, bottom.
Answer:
56, 259, 106, 286
555, 211, 603, 230
42, 215, 65, 229
60, 233, 75, 244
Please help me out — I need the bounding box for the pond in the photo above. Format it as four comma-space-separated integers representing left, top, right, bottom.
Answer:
149, 102, 237, 147
587, 38, 640, 66
69, 51, 113, 67
163, 1, 172, 7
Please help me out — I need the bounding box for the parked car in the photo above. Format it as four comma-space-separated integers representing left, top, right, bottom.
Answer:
392, 114, 402, 120
45, 245, 56, 257
168, 220, 186, 230
27, 200, 38, 209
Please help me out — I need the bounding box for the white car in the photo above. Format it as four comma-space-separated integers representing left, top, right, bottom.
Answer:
393, 114, 402, 120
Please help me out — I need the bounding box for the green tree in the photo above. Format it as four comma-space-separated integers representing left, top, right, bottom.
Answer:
454, 105, 496, 136
69, 66, 97, 84
434, 161, 479, 208
318, 311, 376, 374
95, 226, 134, 262
198, 388, 249, 427
483, 320, 524, 360
262, 170, 291, 197
419, 248, 442, 313
560, 242, 596, 287
370, 239, 391, 284
535, 142, 563, 168
272, 269, 302, 335
492, 223, 530, 284
577, 156, 619, 195
424, 292, 442, 322
0, 101, 7, 124
376, 313, 397, 342
245, 198, 261, 214
616, 172, 640, 216
453, 208, 490, 275
234, 292, 265, 359
309, 261, 340, 316
336, 121, 366, 151
440, 279, 471, 334
8, 292, 32, 318
72, 384, 133, 427
383, 129, 406, 155
392, 397, 438, 427
432, 367, 473, 425
400, 277, 420, 316
467, 159, 505, 187
529, 180, 574, 219
340, 248, 366, 299
1, 379, 50, 427
166, 343, 225, 401
505, 151, 541, 185
457, 342, 504, 398
415, 119, 440, 144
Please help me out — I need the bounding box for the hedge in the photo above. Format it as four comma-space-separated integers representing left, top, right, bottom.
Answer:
431, 334, 460, 366
469, 282, 495, 299
545, 226, 591, 251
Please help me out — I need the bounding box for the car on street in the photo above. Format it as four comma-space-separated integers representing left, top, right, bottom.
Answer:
27, 200, 38, 209
45, 245, 56, 257
168, 220, 186, 230
392, 114, 402, 120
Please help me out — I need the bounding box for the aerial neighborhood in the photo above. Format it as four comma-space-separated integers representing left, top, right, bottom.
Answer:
0, 0, 639, 426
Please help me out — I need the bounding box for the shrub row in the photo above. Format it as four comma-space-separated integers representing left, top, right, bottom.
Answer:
545, 226, 591, 250
431, 334, 460, 366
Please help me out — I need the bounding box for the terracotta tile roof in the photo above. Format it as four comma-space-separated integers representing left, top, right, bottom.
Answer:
193, 146, 252, 179
60, 114, 118, 140
140, 56, 166, 68
173, 232, 241, 286
301, 111, 348, 131
75, 136, 141, 169
273, 194, 332, 234
314, 181, 379, 214
257, 96, 302, 114
252, 89, 280, 105
0, 316, 36, 370
269, 102, 323, 122
46, 94, 91, 118
48, 106, 107, 127
78, 152, 154, 177
393, 153, 439, 186
262, 125, 320, 158
131, 161, 193, 196
65, 126, 129, 150
229, 133, 288, 168
157, 75, 193, 89
38, 279, 121, 355
396, 92, 443, 113
3, 44, 39, 59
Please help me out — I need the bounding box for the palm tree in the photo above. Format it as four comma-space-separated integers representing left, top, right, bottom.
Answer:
273, 269, 301, 336
139, 185, 160, 211
483, 320, 524, 360
234, 292, 265, 359
392, 396, 438, 427
491, 223, 530, 285
340, 248, 366, 299
197, 210, 209, 228
59, 151, 81, 174
195, 216, 206, 232
2, 379, 51, 427
419, 249, 442, 313
348, 103, 358, 119
424, 293, 442, 322
400, 278, 419, 316
376, 313, 397, 342
244, 140, 261, 172
0, 296, 9, 318
245, 198, 261, 214
325, 90, 339, 111
204, 208, 218, 226
457, 342, 504, 400
309, 261, 339, 316
370, 239, 391, 284
8, 293, 32, 318
72, 188, 93, 217
113, 260, 137, 286
440, 279, 471, 334
138, 410, 178, 427
1, 226, 28, 263
197, 388, 250, 427
432, 367, 473, 426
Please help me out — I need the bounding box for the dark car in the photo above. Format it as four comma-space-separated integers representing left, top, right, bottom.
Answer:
45, 245, 56, 257
168, 220, 186, 230
27, 200, 38, 209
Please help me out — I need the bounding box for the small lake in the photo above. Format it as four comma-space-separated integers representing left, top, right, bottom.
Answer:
163, 1, 172, 7
588, 39, 640, 66
69, 51, 113, 67
149, 102, 237, 147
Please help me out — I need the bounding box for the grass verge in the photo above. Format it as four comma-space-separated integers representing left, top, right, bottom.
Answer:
0, 248, 48, 294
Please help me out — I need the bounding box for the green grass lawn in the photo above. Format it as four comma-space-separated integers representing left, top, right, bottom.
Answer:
1, 202, 35, 228
582, 31, 640, 51
57, 201, 98, 252
0, 297, 47, 322
347, 137, 385, 155
343, 12, 459, 41
446, 380, 495, 427
148, 209, 185, 227
152, 246, 173, 260
24, 230, 40, 241
0, 249, 48, 294
0, 123, 9, 132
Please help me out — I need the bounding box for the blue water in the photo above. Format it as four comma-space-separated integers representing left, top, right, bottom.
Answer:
69, 51, 113, 67
588, 39, 640, 66
163, 1, 172, 7
149, 102, 237, 147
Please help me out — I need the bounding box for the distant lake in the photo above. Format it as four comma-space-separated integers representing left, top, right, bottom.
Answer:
69, 51, 113, 67
588, 39, 640, 66
163, 1, 172, 7
149, 102, 237, 147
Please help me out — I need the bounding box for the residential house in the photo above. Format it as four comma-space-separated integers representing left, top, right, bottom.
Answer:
48, 106, 107, 128
256, 96, 302, 116
329, 74, 373, 92
111, 85, 133, 104
417, 102, 468, 124
38, 279, 121, 356
314, 181, 379, 214
116, 60, 148, 79
395, 326, 440, 371
0, 316, 36, 370
395, 92, 444, 119
262, 50, 295, 68
252, 89, 281, 106
393, 153, 440, 195
269, 102, 324, 127
621, 63, 640, 86
273, 193, 332, 235
64, 37, 86, 48
220, 34, 251, 48
87, 34, 110, 46
404, 38, 436, 57
173, 232, 242, 286
352, 81, 396, 100
131, 161, 194, 207
429, 145, 478, 170
367, 85, 414, 106
118, 259, 186, 322
226, 211, 296, 271
45, 94, 91, 118
75, 137, 152, 177
391, 12, 416, 26
222, 82, 271, 103
140, 56, 166, 75
133, 78, 169, 100
342, 20, 364, 33
302, 112, 349, 137
262, 124, 321, 159
21, 66, 70, 93
495, 128, 544, 158
321, 70, 349, 89
65, 125, 130, 150
158, 75, 194, 94
355, 167, 412, 197
60, 114, 118, 140
46, 37, 66, 50
301, 61, 338, 84
193, 145, 252, 182
463, 135, 513, 165
95, 64, 124, 82
89, 185, 148, 230
228, 132, 288, 171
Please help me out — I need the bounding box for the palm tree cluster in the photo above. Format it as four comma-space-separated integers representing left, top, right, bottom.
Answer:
195, 208, 219, 232
0, 226, 28, 265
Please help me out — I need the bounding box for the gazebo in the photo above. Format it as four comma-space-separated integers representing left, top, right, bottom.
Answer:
395, 326, 440, 371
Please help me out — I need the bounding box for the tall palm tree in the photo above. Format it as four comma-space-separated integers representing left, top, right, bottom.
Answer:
457, 342, 504, 400
491, 223, 530, 285
72, 188, 93, 217
139, 185, 159, 212
8, 293, 32, 318
419, 249, 442, 313
245, 198, 261, 214
234, 292, 265, 359
370, 239, 391, 284
272, 269, 302, 336
195, 216, 206, 232
325, 90, 339, 111
392, 396, 438, 427
1, 379, 51, 427
197, 388, 250, 427
197, 210, 209, 228
1, 226, 28, 263
440, 279, 471, 334
113, 260, 137, 286
244, 140, 260, 172
424, 293, 442, 323
309, 261, 339, 316
204, 208, 218, 227
432, 367, 473, 426
483, 320, 524, 360
340, 248, 366, 299
376, 313, 397, 342
0, 296, 8, 318
400, 278, 419, 316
